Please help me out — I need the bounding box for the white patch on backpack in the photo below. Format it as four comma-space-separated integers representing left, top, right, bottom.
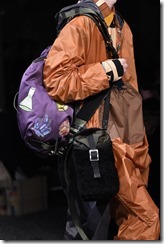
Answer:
19, 87, 35, 112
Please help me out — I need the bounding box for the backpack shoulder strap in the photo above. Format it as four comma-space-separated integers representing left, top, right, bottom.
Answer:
55, 5, 105, 34
115, 10, 124, 30
55, 5, 119, 58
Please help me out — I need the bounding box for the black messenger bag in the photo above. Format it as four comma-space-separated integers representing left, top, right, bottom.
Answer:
66, 88, 120, 202
72, 127, 119, 201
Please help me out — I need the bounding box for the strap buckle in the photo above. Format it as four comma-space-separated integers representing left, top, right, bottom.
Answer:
89, 149, 99, 161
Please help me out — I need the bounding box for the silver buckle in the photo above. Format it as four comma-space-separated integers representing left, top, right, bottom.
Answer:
89, 149, 99, 161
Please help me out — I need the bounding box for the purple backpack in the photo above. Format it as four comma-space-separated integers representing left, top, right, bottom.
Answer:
15, 46, 73, 157
15, 4, 108, 158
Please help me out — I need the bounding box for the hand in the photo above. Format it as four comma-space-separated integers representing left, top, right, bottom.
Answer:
118, 58, 128, 73
59, 118, 70, 137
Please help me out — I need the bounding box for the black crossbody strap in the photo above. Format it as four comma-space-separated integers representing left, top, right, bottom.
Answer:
102, 89, 111, 129
71, 88, 110, 133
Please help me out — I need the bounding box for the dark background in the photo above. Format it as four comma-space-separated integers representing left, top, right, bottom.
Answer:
0, 0, 160, 209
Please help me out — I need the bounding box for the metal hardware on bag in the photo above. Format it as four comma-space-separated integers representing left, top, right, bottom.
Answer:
70, 127, 79, 134
57, 146, 66, 156
89, 149, 99, 161
89, 149, 101, 178
70, 118, 86, 134
74, 118, 86, 129
57, 139, 72, 156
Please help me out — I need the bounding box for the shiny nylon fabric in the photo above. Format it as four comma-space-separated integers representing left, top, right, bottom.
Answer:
43, 16, 110, 103
107, 83, 160, 239
43, 4, 160, 239
109, 82, 146, 145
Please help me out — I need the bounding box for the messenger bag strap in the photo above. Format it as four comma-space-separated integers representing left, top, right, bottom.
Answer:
71, 88, 110, 133
102, 88, 111, 129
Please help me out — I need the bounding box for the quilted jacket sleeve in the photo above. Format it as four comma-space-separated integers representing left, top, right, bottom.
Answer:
43, 16, 110, 103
